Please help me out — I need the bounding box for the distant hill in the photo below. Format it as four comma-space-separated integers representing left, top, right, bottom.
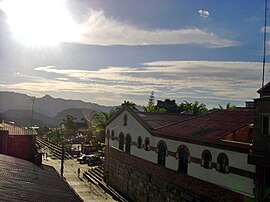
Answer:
2, 109, 53, 127
0, 91, 115, 127
50, 108, 96, 126
0, 92, 113, 117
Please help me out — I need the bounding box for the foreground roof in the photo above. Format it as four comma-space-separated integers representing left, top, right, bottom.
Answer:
154, 108, 254, 150
0, 154, 82, 202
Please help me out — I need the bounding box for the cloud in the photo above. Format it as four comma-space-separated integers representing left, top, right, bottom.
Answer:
76, 10, 235, 48
198, 10, 210, 18
30, 60, 263, 107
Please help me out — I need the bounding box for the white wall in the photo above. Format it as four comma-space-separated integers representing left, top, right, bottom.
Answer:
106, 109, 255, 197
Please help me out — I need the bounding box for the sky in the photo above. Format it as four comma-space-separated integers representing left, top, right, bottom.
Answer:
0, 0, 269, 108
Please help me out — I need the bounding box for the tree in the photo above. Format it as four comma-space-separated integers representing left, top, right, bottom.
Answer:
61, 115, 76, 138
219, 103, 236, 110
190, 101, 208, 115
156, 99, 179, 113
45, 128, 67, 145
121, 100, 138, 111
148, 91, 155, 107
91, 109, 116, 143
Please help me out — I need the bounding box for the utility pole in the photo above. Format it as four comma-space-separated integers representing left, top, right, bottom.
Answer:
30, 97, 35, 129
61, 142, 65, 176
262, 0, 268, 88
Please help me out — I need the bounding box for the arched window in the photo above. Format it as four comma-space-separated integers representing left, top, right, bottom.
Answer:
178, 146, 189, 174
145, 138, 150, 151
201, 150, 212, 169
125, 134, 131, 154
111, 130, 115, 140
137, 136, 142, 149
157, 142, 167, 166
123, 114, 128, 126
119, 133, 124, 151
217, 153, 229, 174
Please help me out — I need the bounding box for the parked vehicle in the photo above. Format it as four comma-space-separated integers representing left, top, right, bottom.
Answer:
78, 155, 92, 164
87, 156, 102, 166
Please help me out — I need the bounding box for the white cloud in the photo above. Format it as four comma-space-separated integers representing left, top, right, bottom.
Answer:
75, 10, 235, 48
198, 10, 210, 18
1, 60, 264, 107
31, 60, 264, 106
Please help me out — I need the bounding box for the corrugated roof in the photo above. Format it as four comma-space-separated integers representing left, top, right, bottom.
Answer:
0, 154, 82, 202
154, 108, 254, 143
0, 122, 36, 135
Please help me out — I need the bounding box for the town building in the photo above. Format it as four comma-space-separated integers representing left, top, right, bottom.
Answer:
105, 84, 270, 201
0, 121, 38, 162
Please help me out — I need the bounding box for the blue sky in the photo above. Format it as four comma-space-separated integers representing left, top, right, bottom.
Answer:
0, 0, 269, 108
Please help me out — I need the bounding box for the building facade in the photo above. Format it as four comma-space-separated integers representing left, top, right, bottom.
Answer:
0, 121, 37, 161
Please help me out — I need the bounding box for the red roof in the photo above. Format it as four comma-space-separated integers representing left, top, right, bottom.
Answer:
154, 108, 254, 143
138, 112, 194, 129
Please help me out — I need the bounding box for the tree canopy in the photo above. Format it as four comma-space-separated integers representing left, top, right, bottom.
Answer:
91, 109, 116, 143
143, 98, 208, 115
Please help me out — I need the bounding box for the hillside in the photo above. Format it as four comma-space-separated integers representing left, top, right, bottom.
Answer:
0, 92, 113, 117
0, 91, 115, 127
50, 108, 96, 126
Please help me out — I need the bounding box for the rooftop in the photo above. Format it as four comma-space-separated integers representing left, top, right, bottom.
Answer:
0, 154, 82, 202
154, 108, 254, 149
138, 112, 194, 129
0, 122, 36, 135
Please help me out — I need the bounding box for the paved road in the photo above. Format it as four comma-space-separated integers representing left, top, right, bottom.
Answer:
43, 158, 116, 202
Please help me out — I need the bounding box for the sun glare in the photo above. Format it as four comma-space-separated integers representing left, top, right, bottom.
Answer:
0, 0, 82, 46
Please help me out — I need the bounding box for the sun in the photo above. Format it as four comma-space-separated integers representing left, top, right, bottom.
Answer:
0, 0, 82, 46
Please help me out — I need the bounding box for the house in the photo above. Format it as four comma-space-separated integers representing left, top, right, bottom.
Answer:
0, 121, 38, 161
104, 84, 270, 202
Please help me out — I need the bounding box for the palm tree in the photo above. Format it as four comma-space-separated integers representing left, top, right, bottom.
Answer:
219, 103, 236, 110
91, 109, 116, 143
121, 100, 138, 111
191, 101, 208, 115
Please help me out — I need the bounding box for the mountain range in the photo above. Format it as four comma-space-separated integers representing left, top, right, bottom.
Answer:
0, 92, 113, 127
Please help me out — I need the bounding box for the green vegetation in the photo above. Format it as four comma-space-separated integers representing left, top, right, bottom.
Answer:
91, 109, 116, 143
143, 91, 208, 115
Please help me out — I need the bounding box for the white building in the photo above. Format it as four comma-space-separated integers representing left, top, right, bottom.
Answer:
105, 85, 270, 202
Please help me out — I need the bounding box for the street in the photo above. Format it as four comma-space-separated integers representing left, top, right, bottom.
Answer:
43, 157, 116, 202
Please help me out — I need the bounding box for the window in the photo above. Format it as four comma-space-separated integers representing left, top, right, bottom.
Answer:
157, 142, 167, 166
145, 138, 150, 151
201, 150, 212, 169
262, 115, 270, 135
123, 114, 128, 126
119, 133, 124, 151
178, 147, 189, 174
137, 136, 142, 148
217, 153, 229, 174
111, 130, 115, 140
125, 134, 131, 154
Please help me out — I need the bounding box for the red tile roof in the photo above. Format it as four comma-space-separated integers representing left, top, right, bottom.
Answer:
154, 108, 254, 143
